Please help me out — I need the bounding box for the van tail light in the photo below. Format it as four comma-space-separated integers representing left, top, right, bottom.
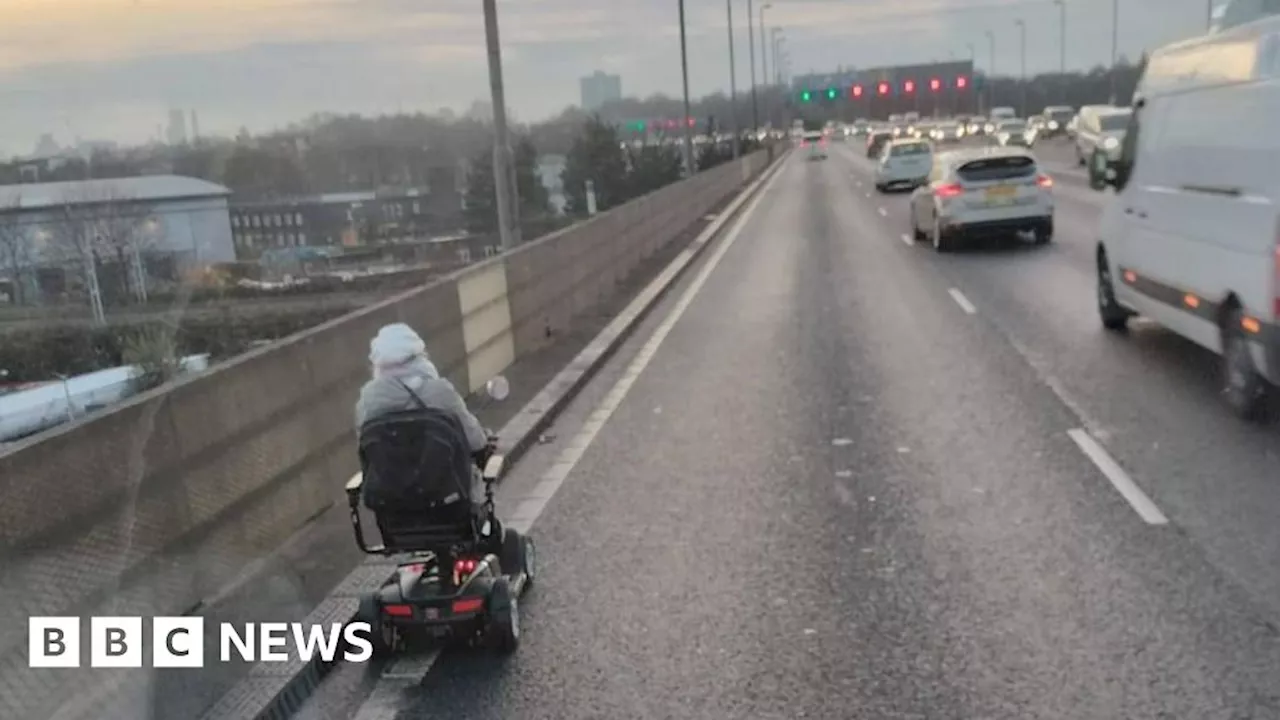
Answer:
935, 183, 964, 199
1036, 174, 1054, 188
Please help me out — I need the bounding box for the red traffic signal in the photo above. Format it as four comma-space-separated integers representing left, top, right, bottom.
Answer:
686, 117, 695, 128
956, 75, 968, 89
903, 79, 915, 93
877, 81, 890, 95
851, 84, 863, 98
930, 78, 941, 92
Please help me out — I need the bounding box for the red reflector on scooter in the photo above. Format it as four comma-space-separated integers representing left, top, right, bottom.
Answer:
452, 597, 484, 614
383, 604, 413, 617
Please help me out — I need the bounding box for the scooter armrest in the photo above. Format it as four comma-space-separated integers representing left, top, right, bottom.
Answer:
482, 454, 504, 481
344, 473, 364, 507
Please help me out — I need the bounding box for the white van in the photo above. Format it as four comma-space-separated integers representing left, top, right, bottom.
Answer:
1090, 11, 1280, 420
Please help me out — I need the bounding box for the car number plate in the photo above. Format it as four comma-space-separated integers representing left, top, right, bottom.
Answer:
423, 607, 439, 619
985, 185, 1016, 204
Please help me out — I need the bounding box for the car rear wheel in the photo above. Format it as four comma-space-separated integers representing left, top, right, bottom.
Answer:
1032, 221, 1053, 245
1221, 308, 1270, 422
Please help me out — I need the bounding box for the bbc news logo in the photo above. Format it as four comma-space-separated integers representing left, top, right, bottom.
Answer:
29, 617, 374, 668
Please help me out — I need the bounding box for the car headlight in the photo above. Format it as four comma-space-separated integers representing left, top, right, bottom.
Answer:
1048, 121, 1059, 130
985, 124, 995, 133
1103, 136, 1120, 150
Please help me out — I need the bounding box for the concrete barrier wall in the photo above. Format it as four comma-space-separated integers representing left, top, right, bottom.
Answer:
0, 150, 772, 695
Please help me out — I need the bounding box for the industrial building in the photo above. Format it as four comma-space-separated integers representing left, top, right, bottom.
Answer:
0, 175, 233, 304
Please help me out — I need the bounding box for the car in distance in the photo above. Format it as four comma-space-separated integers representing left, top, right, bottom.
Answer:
875, 138, 933, 192
992, 119, 1034, 147
910, 121, 936, 140
1075, 106, 1131, 165
929, 121, 965, 143
801, 130, 828, 160
986, 107, 1017, 133
909, 146, 1054, 252
1041, 105, 1075, 137
866, 129, 893, 158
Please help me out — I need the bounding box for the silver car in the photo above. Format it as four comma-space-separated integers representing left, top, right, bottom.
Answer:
1075, 108, 1131, 165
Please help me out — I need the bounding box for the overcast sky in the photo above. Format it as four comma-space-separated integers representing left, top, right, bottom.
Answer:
0, 0, 1219, 156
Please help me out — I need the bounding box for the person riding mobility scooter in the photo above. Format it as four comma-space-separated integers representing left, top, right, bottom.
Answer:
346, 375, 535, 655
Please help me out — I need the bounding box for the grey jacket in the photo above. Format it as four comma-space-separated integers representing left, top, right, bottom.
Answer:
354, 357, 488, 452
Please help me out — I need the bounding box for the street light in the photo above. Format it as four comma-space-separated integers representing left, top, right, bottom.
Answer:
482, 0, 520, 250
985, 30, 995, 115
773, 31, 786, 85
966, 42, 977, 113
1053, 0, 1067, 103
760, 4, 772, 89
1110, 0, 1119, 103
1014, 19, 1026, 118
678, 0, 695, 176
725, 0, 740, 158
747, 0, 759, 133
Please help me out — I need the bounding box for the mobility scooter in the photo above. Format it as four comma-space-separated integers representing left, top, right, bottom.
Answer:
346, 376, 535, 655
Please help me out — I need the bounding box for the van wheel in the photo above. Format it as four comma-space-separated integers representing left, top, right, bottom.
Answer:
1096, 252, 1130, 331
1221, 309, 1270, 422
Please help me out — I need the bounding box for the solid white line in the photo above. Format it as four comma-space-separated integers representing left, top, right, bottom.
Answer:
947, 288, 977, 315
512, 158, 786, 524
1067, 429, 1169, 525
348, 158, 790, 720
877, 207, 887, 217
899, 233, 914, 246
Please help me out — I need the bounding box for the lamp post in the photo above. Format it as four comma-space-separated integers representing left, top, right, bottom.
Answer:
679, 0, 695, 176
482, 0, 520, 250
1054, 0, 1067, 103
967, 43, 977, 113
1109, 0, 1119, 103
985, 30, 996, 115
726, 0, 740, 157
1014, 19, 1027, 118
774, 33, 786, 85
747, 0, 760, 135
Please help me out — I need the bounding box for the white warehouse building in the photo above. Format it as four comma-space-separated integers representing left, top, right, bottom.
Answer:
0, 175, 234, 304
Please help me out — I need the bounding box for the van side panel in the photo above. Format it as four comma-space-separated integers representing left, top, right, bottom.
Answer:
1120, 18, 1280, 358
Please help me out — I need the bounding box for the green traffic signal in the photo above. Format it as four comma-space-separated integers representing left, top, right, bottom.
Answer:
800, 90, 812, 103
826, 88, 838, 100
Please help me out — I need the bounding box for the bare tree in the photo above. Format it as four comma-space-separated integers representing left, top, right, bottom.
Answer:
49, 184, 149, 323
89, 186, 154, 304
0, 193, 32, 305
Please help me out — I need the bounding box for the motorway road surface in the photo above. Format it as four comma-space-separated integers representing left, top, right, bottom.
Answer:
297, 139, 1280, 720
